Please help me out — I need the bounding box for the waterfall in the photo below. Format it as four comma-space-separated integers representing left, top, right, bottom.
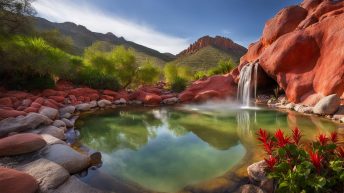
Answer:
237, 63, 258, 107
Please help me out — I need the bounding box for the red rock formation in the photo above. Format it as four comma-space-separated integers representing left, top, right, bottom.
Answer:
0, 167, 38, 193
240, 0, 344, 105
178, 35, 247, 57
179, 74, 237, 102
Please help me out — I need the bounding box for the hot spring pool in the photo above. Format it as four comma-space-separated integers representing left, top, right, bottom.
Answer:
74, 104, 341, 193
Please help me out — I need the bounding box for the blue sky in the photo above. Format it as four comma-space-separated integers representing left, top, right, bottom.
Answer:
33, 0, 301, 54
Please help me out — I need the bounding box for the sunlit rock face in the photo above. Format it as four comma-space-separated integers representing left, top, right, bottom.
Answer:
240, 0, 344, 105
183, 0, 344, 104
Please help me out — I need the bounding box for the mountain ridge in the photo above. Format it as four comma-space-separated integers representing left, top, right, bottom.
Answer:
33, 17, 176, 62
178, 35, 247, 58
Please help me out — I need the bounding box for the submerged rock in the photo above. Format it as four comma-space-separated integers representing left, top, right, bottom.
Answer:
313, 94, 340, 115
0, 167, 39, 193
0, 133, 47, 156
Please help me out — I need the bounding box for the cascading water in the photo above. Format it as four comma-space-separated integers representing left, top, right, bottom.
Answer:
237, 63, 258, 107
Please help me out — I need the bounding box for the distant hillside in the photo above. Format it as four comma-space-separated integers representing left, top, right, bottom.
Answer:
33, 17, 176, 65
174, 36, 247, 71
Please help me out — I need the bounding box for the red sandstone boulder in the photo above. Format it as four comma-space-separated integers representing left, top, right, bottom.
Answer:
135, 91, 162, 105
4, 91, 29, 100
101, 95, 114, 101
24, 107, 39, 113
103, 90, 119, 98
0, 97, 13, 107
0, 133, 47, 156
262, 5, 308, 45
30, 102, 42, 109
42, 89, 67, 97
69, 88, 98, 97
0, 109, 26, 120
179, 74, 237, 102
34, 97, 45, 105
0, 167, 38, 193
238, 0, 344, 105
49, 96, 65, 103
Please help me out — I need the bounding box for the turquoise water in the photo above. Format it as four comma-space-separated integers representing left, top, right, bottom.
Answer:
75, 104, 341, 193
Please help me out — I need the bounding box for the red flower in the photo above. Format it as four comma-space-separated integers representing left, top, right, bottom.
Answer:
330, 131, 338, 143
317, 134, 328, 146
291, 127, 302, 145
264, 155, 277, 169
257, 128, 274, 155
263, 140, 274, 155
274, 129, 291, 147
337, 147, 344, 158
257, 128, 269, 144
309, 150, 323, 170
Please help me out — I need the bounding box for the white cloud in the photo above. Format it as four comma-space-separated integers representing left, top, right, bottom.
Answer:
32, 0, 190, 54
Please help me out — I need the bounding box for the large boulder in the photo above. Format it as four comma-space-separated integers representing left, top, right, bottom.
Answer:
39, 106, 59, 120
17, 158, 70, 192
239, 0, 344, 105
0, 113, 52, 137
313, 94, 340, 115
180, 74, 237, 102
41, 144, 90, 174
0, 167, 39, 193
0, 133, 47, 156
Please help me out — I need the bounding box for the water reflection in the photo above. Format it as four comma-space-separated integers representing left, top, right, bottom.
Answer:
75, 105, 342, 193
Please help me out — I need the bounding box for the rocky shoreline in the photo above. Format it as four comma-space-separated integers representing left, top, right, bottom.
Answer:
0, 81, 182, 193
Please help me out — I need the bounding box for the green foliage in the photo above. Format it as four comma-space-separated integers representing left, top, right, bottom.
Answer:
38, 29, 75, 54
68, 67, 120, 91
163, 63, 190, 92
83, 42, 137, 88
257, 128, 344, 193
171, 77, 187, 93
0, 35, 82, 90
136, 59, 161, 85
208, 58, 235, 76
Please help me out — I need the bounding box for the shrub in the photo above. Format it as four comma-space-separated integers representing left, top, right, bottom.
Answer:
83, 42, 137, 88
136, 59, 161, 85
0, 71, 55, 90
257, 128, 344, 193
171, 76, 187, 92
208, 58, 236, 76
69, 67, 120, 91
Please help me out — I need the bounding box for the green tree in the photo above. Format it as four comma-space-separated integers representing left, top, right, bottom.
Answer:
0, 0, 36, 34
108, 46, 136, 88
136, 59, 160, 85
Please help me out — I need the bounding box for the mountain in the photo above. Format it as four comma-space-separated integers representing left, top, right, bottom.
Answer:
33, 17, 176, 65
174, 36, 247, 71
